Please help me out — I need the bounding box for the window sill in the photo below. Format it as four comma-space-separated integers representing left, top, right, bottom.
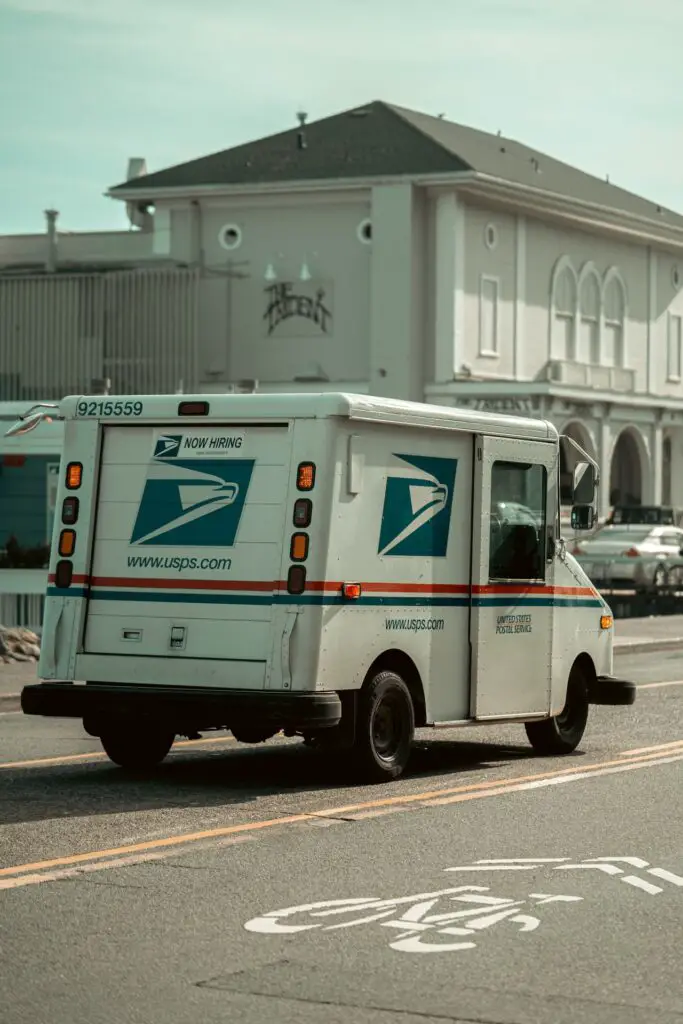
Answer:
478, 350, 500, 360
666, 376, 681, 384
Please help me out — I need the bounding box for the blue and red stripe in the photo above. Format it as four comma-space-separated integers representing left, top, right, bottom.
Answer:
46, 575, 603, 609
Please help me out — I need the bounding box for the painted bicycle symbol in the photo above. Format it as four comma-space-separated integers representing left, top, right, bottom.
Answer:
244, 885, 583, 954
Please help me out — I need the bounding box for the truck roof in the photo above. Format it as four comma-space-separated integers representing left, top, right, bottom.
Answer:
61, 392, 557, 441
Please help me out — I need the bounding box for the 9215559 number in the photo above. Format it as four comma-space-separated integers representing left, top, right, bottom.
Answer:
76, 400, 143, 417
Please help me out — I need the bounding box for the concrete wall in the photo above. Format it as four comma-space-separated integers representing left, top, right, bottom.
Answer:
159, 194, 373, 389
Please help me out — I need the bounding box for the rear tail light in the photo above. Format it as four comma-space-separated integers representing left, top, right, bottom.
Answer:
55, 560, 73, 589
571, 545, 583, 555
623, 547, 640, 557
287, 565, 306, 595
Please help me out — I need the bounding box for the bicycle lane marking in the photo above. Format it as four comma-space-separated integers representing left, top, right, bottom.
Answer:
1, 746, 683, 889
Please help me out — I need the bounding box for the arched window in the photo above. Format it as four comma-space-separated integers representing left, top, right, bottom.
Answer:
578, 266, 601, 364
603, 270, 626, 368
551, 258, 577, 360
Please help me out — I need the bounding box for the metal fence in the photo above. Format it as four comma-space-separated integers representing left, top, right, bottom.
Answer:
0, 268, 200, 400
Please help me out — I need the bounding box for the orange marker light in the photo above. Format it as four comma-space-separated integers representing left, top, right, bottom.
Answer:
58, 529, 76, 557
600, 614, 613, 630
66, 462, 82, 489
290, 533, 309, 562
342, 583, 362, 600
296, 462, 316, 491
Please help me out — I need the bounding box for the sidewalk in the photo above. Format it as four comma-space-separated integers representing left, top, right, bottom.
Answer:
1, 615, 683, 708
613, 614, 683, 655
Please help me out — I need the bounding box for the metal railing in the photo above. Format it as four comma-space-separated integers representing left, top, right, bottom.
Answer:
0, 267, 200, 400
544, 360, 635, 392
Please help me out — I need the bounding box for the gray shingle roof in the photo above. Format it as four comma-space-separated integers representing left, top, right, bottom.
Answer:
110, 100, 683, 229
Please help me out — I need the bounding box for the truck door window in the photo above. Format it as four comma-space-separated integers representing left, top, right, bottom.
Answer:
489, 461, 547, 582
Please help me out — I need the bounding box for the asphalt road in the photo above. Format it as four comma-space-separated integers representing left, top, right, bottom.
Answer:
1, 652, 682, 1024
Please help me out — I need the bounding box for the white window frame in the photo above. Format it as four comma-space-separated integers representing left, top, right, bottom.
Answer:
667, 312, 682, 382
479, 274, 500, 358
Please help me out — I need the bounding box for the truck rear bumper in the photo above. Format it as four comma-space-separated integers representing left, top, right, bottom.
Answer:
588, 675, 637, 706
20, 682, 342, 731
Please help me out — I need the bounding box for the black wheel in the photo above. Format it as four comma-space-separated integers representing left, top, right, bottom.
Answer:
99, 724, 175, 770
525, 663, 589, 756
353, 670, 415, 782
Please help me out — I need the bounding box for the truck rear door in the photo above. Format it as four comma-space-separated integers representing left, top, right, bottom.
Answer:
83, 421, 292, 682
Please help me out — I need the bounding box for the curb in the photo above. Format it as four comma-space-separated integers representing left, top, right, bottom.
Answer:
0, 692, 21, 710
614, 638, 683, 656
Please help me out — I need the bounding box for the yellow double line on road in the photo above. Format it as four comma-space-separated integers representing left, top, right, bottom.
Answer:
1, 740, 682, 891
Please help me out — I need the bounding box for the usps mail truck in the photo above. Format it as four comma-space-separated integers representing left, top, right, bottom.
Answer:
10, 393, 635, 782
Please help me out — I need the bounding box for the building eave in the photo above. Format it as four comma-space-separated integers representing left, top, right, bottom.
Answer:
454, 175, 683, 252
105, 171, 477, 203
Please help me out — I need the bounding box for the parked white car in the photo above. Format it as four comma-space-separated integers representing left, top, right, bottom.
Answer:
572, 524, 683, 591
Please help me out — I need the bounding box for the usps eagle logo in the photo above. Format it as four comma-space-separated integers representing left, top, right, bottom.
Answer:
378, 454, 457, 557
130, 458, 254, 547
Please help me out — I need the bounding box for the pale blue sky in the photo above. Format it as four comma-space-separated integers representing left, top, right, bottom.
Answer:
1, 0, 681, 234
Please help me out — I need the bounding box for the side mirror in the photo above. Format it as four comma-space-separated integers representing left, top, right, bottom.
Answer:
571, 505, 595, 531
572, 461, 596, 506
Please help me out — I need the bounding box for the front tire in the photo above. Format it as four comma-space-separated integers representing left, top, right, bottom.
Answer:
99, 723, 175, 770
525, 663, 589, 756
353, 670, 415, 782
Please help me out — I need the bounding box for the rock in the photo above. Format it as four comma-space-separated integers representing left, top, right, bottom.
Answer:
0, 624, 41, 663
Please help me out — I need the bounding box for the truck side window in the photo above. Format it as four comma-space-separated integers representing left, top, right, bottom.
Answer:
488, 461, 547, 582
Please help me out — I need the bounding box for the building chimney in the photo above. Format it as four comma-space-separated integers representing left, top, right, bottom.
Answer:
44, 209, 59, 273
126, 157, 147, 180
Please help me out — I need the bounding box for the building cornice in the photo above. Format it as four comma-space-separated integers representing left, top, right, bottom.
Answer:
424, 380, 683, 413
108, 168, 683, 252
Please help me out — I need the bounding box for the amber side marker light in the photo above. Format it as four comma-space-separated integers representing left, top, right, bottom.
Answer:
290, 533, 309, 562
342, 583, 362, 600
58, 529, 76, 557
65, 462, 82, 489
296, 462, 316, 491
600, 615, 613, 630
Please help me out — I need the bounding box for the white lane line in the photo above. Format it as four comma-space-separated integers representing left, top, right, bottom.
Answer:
619, 740, 683, 757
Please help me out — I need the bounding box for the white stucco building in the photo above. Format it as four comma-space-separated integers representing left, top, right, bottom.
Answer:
3, 98, 683, 528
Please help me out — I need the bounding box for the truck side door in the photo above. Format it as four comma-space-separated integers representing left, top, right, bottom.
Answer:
469, 435, 558, 719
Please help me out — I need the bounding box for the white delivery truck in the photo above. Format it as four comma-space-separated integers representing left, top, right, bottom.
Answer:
9, 393, 635, 782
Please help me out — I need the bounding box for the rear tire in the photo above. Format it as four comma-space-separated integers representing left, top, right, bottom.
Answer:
525, 663, 589, 756
100, 724, 175, 770
352, 670, 415, 783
